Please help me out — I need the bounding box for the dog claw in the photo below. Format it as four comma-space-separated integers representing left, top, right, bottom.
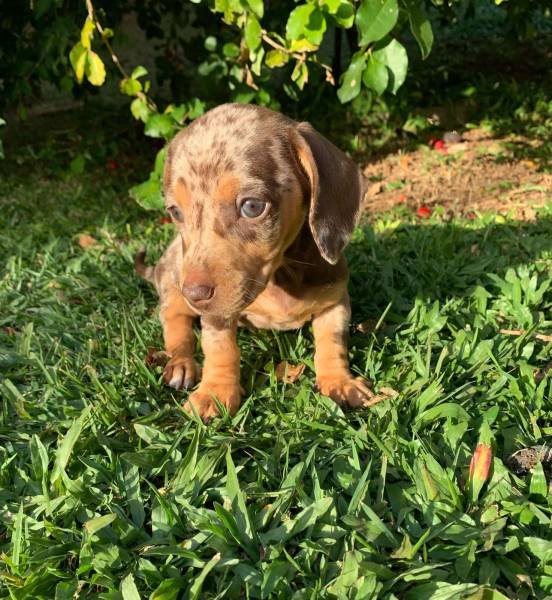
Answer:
164, 355, 199, 390
169, 372, 183, 389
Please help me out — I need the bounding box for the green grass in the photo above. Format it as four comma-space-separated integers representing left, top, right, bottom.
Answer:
1, 149, 552, 600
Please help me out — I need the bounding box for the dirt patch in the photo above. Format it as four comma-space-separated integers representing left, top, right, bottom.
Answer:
362, 128, 551, 220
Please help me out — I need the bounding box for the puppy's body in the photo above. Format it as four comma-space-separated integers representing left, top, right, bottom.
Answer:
137, 103, 376, 419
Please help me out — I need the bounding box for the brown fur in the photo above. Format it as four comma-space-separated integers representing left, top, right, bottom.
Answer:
136, 103, 376, 419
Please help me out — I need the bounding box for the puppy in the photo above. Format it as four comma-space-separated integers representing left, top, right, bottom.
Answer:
136, 103, 377, 419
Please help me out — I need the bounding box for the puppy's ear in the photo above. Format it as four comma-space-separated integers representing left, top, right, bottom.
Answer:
291, 122, 363, 265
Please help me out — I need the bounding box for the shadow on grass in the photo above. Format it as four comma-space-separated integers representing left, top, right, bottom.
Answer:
347, 214, 552, 323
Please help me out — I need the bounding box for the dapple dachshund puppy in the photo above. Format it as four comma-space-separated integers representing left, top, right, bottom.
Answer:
136, 103, 377, 420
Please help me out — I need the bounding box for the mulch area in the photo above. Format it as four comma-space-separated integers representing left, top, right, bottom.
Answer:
362, 128, 551, 219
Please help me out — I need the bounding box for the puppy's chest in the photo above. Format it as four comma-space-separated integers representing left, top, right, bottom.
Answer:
240, 281, 343, 330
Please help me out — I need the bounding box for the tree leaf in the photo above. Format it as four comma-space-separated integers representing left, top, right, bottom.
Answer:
355, 0, 399, 46
405, 0, 433, 59
80, 17, 95, 49
373, 38, 408, 94
246, 0, 264, 18
337, 52, 366, 103
130, 177, 164, 211
333, 0, 355, 28
363, 54, 389, 94
120, 77, 142, 96
265, 49, 289, 68
69, 42, 87, 83
286, 4, 326, 46
144, 114, 175, 139
130, 97, 150, 122
85, 50, 106, 86
291, 60, 309, 90
131, 65, 148, 79
245, 15, 262, 52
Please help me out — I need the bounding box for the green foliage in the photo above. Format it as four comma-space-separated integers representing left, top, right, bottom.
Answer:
1, 150, 552, 596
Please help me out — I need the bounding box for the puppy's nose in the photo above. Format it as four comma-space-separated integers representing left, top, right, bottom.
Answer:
181, 273, 215, 307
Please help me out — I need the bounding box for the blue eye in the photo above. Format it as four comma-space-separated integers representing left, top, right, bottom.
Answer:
239, 198, 268, 219
167, 205, 183, 221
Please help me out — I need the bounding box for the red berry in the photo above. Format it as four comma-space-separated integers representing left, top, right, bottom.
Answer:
466, 211, 476, 220
159, 217, 171, 224
433, 140, 445, 150
417, 206, 431, 218
106, 159, 119, 171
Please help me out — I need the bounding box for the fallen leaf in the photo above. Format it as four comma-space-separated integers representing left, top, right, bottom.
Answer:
77, 234, 98, 249
145, 346, 171, 368
275, 361, 305, 383
366, 181, 383, 197
520, 159, 538, 170
378, 386, 399, 399
356, 319, 381, 334
399, 155, 410, 172
447, 142, 468, 154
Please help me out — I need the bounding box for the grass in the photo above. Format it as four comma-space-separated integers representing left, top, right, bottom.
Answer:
1, 119, 552, 600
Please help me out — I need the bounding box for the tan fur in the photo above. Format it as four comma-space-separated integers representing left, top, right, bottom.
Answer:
136, 103, 375, 420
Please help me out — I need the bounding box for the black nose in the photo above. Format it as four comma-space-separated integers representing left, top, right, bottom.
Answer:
182, 283, 215, 303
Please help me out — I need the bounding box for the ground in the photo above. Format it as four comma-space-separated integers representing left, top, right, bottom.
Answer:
1, 103, 552, 599
363, 127, 552, 219
1, 28, 552, 594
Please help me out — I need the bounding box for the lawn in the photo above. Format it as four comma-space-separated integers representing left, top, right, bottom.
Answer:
1, 110, 552, 600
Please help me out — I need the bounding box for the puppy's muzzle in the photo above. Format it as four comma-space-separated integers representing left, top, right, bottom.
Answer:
182, 271, 215, 309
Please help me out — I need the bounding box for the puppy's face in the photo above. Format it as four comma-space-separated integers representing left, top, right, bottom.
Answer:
163, 105, 308, 317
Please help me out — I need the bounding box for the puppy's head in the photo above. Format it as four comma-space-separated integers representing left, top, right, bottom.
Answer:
163, 103, 362, 317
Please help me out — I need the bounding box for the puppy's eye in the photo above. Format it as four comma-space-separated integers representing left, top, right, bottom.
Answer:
239, 198, 268, 219
167, 205, 183, 222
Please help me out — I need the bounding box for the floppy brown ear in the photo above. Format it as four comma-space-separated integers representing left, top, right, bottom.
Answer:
291, 122, 363, 265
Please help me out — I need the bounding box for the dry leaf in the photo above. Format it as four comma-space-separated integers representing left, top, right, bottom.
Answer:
378, 386, 399, 399
78, 234, 98, 249
145, 346, 170, 368
366, 181, 383, 197
520, 159, 538, 170
447, 142, 468, 154
275, 361, 305, 383
535, 360, 552, 383
356, 319, 381, 334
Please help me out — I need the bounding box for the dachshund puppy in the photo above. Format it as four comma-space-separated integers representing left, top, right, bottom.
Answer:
136, 103, 377, 419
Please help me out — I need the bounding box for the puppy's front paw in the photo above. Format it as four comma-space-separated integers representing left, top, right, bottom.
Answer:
185, 383, 242, 420
163, 354, 200, 390
315, 375, 381, 408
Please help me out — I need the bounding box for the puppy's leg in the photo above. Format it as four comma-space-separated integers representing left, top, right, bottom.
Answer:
185, 317, 242, 420
312, 294, 377, 408
160, 286, 200, 390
